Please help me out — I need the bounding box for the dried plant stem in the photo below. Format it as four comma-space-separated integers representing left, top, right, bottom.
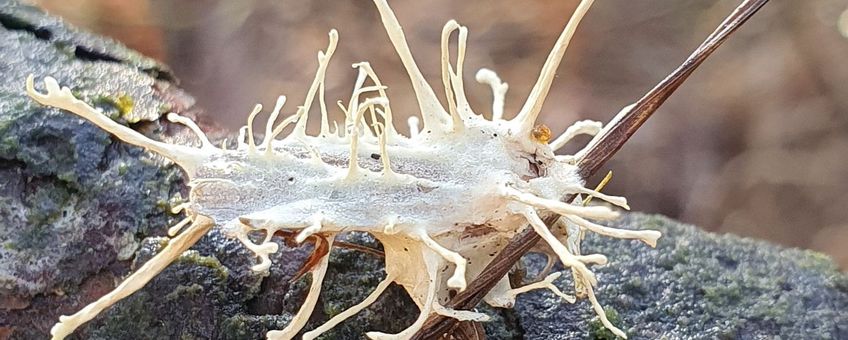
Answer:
413, 0, 770, 338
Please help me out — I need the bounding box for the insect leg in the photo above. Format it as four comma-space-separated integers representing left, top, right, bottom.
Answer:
288, 235, 330, 283
566, 215, 661, 247
50, 215, 214, 340
537, 253, 558, 281
412, 228, 468, 291
521, 208, 599, 286
585, 278, 627, 339
504, 272, 575, 303
522, 208, 629, 338
301, 272, 397, 340
373, 122, 397, 178
346, 98, 389, 178
432, 302, 490, 322
365, 247, 440, 340
266, 234, 335, 340
500, 186, 619, 220
447, 25, 472, 123
564, 184, 629, 209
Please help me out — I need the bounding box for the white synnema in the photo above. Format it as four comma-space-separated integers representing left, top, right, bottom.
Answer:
26, 0, 661, 339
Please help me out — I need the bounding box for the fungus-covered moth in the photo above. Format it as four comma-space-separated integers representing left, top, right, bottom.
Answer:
27, 0, 661, 338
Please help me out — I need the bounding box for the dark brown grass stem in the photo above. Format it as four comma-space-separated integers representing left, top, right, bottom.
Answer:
412, 0, 770, 338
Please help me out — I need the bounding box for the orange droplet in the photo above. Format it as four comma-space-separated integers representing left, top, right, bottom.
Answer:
531, 124, 552, 144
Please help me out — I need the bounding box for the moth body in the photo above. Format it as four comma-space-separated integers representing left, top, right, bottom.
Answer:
26, 0, 662, 339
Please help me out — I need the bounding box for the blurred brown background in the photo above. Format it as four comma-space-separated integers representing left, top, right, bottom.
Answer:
31, 0, 848, 268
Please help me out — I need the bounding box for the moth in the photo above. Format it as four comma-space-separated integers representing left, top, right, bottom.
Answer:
27, 0, 666, 339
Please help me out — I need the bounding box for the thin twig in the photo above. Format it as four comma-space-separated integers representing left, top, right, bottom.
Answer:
412, 0, 770, 338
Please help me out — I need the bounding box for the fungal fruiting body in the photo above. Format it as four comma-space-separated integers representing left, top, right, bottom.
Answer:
27, 0, 662, 339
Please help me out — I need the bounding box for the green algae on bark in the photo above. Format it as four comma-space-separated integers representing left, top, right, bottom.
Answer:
0, 1, 193, 337
516, 213, 848, 339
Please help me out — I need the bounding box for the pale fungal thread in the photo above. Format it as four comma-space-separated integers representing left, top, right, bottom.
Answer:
26, 0, 663, 339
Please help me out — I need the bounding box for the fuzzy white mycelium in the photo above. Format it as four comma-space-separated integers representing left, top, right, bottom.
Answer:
26, 0, 663, 339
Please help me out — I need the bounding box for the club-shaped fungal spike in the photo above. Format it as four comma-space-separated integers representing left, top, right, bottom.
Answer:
246, 103, 263, 151
342, 69, 388, 139
26, 75, 212, 175
513, 0, 595, 133
293, 29, 339, 138
347, 97, 389, 178
447, 23, 473, 124
442, 22, 474, 133
319, 81, 331, 137
261, 95, 287, 149
27, 0, 669, 338
475, 68, 508, 120
372, 0, 450, 133
567, 215, 662, 247
441, 21, 460, 124
373, 122, 397, 178
407, 116, 420, 138
440, 20, 474, 130
354, 62, 398, 138
363, 105, 378, 140
574, 103, 635, 161
166, 216, 192, 237
565, 185, 630, 210
550, 119, 603, 151
237, 126, 248, 149
167, 113, 213, 149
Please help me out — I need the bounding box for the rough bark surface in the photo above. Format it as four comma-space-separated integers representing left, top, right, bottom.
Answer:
0, 2, 846, 339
